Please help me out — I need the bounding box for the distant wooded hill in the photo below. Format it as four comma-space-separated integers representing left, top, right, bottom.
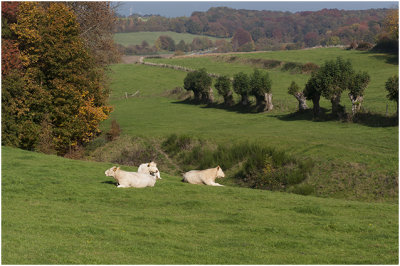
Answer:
115, 7, 389, 49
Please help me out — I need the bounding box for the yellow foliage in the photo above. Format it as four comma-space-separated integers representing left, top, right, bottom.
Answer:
385, 9, 399, 40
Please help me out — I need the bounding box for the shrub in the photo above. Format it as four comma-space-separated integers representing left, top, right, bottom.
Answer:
282, 62, 302, 72
162, 134, 197, 156
301, 62, 319, 73
356, 42, 373, 51
106, 120, 121, 142
287, 184, 315, 196
164, 135, 314, 192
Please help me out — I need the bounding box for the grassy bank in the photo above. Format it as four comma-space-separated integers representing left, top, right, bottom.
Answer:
2, 146, 398, 264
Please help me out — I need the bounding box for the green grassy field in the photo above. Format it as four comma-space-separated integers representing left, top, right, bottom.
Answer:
114, 31, 229, 47
2, 146, 398, 264
104, 48, 398, 201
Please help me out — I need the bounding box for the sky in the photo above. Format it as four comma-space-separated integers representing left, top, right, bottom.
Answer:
114, 1, 397, 17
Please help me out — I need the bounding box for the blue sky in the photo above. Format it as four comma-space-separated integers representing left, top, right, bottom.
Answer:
114, 1, 397, 17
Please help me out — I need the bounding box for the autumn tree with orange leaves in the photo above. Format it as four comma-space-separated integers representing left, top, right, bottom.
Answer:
2, 2, 112, 155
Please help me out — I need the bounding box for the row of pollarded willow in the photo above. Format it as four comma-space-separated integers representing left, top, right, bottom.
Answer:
288, 57, 399, 118
184, 68, 274, 112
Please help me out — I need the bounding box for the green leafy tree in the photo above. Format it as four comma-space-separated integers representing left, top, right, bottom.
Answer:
215, 75, 234, 106
348, 71, 370, 115
385, 75, 399, 116
288, 81, 308, 111
305, 57, 355, 118
176, 40, 188, 52
233, 72, 250, 106
304, 72, 323, 117
184, 68, 212, 103
249, 69, 273, 111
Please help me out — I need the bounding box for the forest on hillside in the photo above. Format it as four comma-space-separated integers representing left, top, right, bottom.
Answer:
115, 7, 394, 51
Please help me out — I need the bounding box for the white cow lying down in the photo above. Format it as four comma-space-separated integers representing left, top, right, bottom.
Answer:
105, 166, 156, 188
138, 161, 161, 179
182, 166, 225, 186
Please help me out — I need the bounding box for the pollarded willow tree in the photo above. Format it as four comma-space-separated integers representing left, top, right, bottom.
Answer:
215, 75, 234, 106
304, 57, 367, 118
304, 72, 323, 117
249, 69, 273, 112
348, 71, 370, 115
320, 57, 354, 118
183, 68, 213, 103
7, 2, 112, 154
288, 81, 308, 111
233, 72, 250, 106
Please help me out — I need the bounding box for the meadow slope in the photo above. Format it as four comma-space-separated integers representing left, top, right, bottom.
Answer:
2, 146, 398, 264
103, 48, 398, 202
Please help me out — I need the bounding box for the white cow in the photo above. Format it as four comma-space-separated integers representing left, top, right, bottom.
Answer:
182, 166, 225, 186
105, 166, 156, 188
138, 161, 161, 179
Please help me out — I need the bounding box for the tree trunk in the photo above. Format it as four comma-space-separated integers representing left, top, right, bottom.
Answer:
193, 91, 201, 102
240, 94, 249, 106
330, 94, 344, 118
223, 91, 234, 106
348, 93, 363, 115
294, 92, 308, 111
207, 87, 214, 104
264, 93, 273, 111
312, 94, 321, 117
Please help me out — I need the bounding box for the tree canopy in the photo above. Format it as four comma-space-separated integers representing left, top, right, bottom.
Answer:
2, 2, 113, 155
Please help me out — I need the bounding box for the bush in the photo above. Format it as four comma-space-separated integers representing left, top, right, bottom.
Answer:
162, 134, 197, 156
106, 120, 121, 141
356, 42, 373, 51
301, 62, 319, 73
163, 135, 314, 192
282, 62, 303, 72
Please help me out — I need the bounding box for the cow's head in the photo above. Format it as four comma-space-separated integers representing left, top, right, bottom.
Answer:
216, 165, 225, 179
105, 166, 119, 177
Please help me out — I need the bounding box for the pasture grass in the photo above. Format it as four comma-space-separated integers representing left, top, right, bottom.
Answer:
114, 31, 229, 47
103, 60, 397, 202
2, 146, 398, 264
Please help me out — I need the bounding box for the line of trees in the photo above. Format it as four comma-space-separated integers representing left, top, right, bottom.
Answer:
115, 7, 395, 52
288, 57, 399, 118
118, 35, 229, 55
183, 58, 399, 118
2, 2, 118, 155
183, 68, 274, 112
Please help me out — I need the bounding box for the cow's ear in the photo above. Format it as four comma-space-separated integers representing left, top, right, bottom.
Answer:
116, 167, 120, 171
112, 166, 117, 171
217, 165, 220, 170
147, 163, 150, 167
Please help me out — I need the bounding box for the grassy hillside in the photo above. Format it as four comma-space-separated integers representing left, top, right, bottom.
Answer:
114, 31, 229, 47
2, 146, 398, 264
102, 49, 398, 201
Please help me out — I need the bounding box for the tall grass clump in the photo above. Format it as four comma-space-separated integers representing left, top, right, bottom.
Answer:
162, 134, 314, 192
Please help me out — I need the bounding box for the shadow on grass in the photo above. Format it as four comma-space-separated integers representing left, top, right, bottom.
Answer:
363, 51, 399, 65
352, 112, 398, 127
172, 98, 259, 114
173, 98, 398, 127
274, 109, 398, 127
101, 180, 117, 186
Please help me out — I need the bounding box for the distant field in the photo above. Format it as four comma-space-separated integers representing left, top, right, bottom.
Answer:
114, 31, 229, 47
2, 146, 398, 264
